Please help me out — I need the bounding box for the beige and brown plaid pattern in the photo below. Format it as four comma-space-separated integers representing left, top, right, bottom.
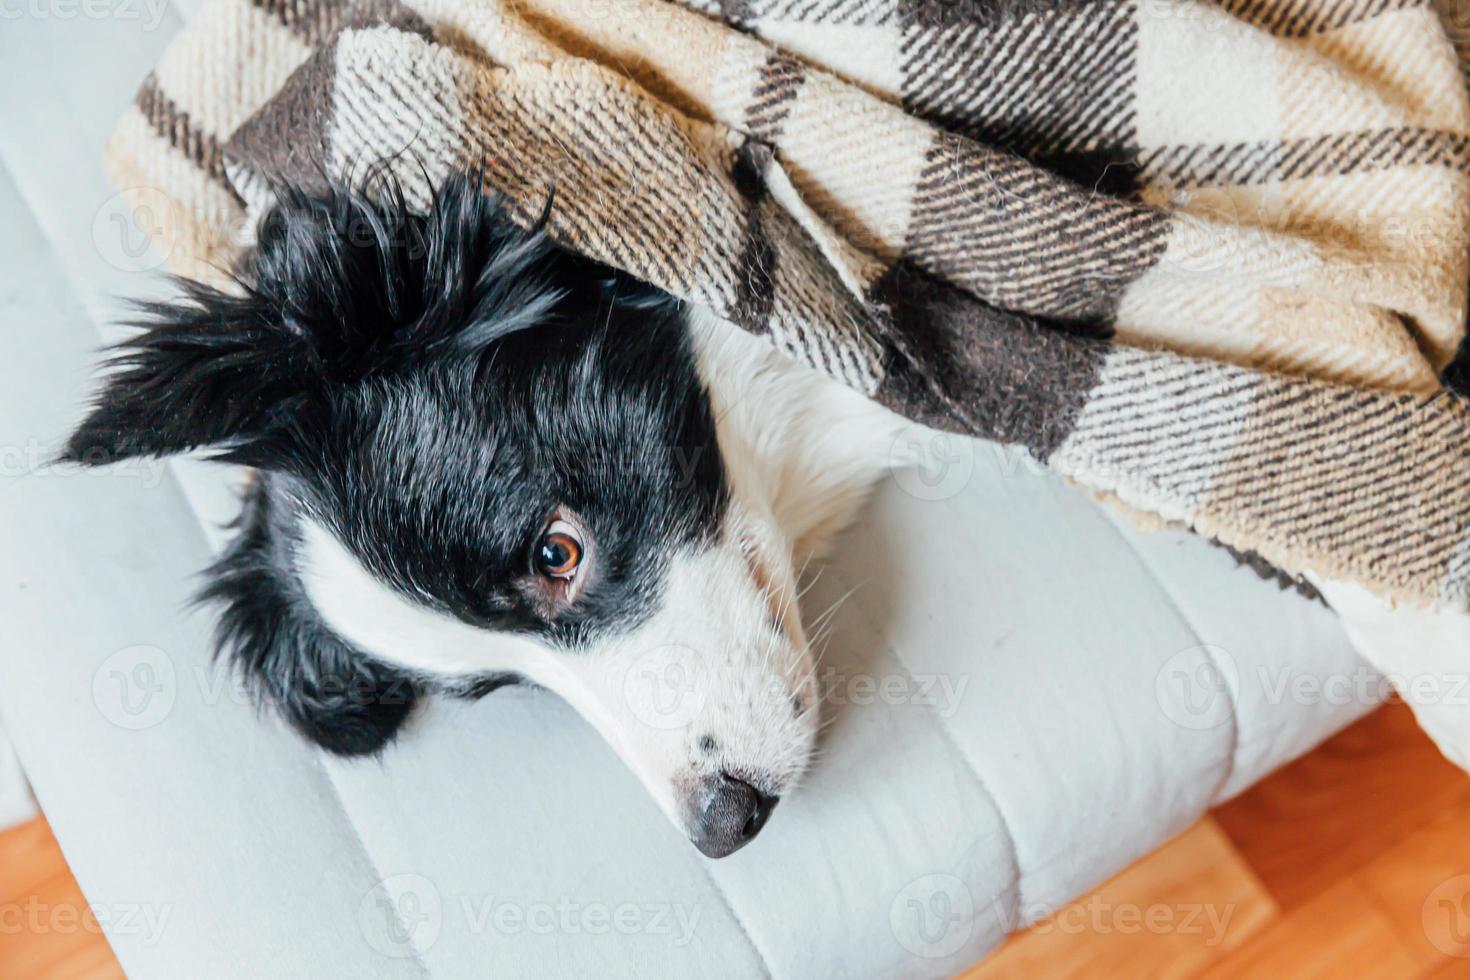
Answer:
103, 0, 1470, 611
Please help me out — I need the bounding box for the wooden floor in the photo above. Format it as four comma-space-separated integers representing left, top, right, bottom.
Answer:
0, 703, 1466, 978
965, 703, 1470, 979
0, 818, 123, 979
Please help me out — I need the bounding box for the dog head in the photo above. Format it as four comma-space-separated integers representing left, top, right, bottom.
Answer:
65, 172, 819, 857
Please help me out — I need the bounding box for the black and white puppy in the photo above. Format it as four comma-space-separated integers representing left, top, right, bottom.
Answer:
65, 171, 907, 858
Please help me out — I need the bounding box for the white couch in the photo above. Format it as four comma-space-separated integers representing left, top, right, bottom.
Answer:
0, 8, 1381, 977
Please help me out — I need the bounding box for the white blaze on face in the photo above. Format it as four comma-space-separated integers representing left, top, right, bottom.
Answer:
294, 513, 818, 833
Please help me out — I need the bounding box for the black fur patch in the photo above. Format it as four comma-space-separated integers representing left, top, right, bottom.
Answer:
67, 170, 729, 755
199, 476, 419, 755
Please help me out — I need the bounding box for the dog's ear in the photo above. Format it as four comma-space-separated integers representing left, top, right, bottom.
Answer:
62, 280, 316, 466
66, 172, 564, 467
201, 478, 417, 756
63, 177, 425, 467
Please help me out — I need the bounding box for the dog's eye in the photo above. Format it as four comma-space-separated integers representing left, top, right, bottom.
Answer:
535, 521, 583, 579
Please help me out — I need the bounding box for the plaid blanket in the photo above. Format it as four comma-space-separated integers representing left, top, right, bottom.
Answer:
104, 0, 1470, 617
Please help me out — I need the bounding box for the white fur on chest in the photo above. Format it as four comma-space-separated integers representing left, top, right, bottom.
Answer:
685, 306, 910, 562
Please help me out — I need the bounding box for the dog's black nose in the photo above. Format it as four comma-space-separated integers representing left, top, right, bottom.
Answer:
689, 773, 779, 858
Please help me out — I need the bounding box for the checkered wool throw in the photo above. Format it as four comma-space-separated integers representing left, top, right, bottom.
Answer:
105, 0, 1470, 615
